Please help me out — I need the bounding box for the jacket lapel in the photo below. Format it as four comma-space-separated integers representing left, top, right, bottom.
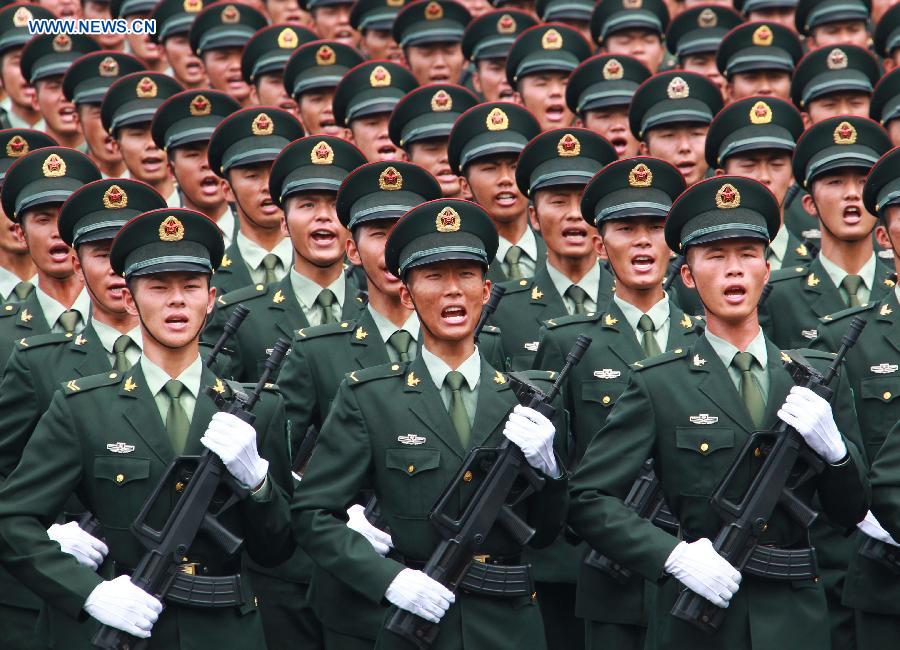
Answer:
870, 262, 895, 303
468, 360, 513, 449
350, 309, 391, 369
802, 258, 844, 318
692, 336, 755, 434
876, 291, 900, 356
13, 292, 47, 335
599, 303, 643, 366
667, 306, 703, 349
120, 363, 175, 465
762, 339, 794, 430
404, 356, 465, 460
266, 276, 309, 340
183, 366, 222, 455
528, 264, 567, 326
71, 323, 111, 377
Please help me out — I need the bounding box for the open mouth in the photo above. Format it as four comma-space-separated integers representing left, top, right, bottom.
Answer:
164, 313, 189, 332
333, 29, 354, 41
544, 104, 566, 123
226, 75, 246, 91
376, 143, 401, 160
498, 88, 515, 101
441, 305, 467, 325
48, 243, 70, 263
141, 154, 164, 173
59, 105, 77, 124
185, 59, 203, 73
108, 282, 127, 298
631, 254, 655, 273
562, 225, 588, 244
609, 136, 628, 156
200, 175, 220, 196
280, 99, 298, 111
842, 205, 861, 226
310, 228, 337, 247
260, 197, 279, 215
676, 161, 695, 177
723, 284, 746, 304
494, 191, 518, 208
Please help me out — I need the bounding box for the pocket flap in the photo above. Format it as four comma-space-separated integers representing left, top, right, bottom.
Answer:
386, 448, 441, 477
860, 377, 900, 403
675, 427, 735, 455
581, 380, 628, 408
94, 456, 151, 486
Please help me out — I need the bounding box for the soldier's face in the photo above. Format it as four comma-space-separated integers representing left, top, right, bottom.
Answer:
803, 92, 870, 127
313, 4, 359, 47
164, 36, 207, 88
74, 240, 128, 316
808, 21, 869, 50
887, 118, 900, 148
457, 0, 491, 18
581, 105, 640, 158
349, 113, 405, 162
124, 272, 215, 348
83, 0, 124, 49
117, 124, 170, 184
18, 206, 73, 279
401, 259, 489, 344
473, 59, 515, 102
360, 28, 403, 62
641, 124, 708, 185
37, 0, 80, 18
225, 162, 283, 230
169, 144, 228, 213
681, 53, 725, 96
516, 71, 574, 132
267, 0, 306, 23
0, 50, 34, 111
284, 191, 347, 271
747, 8, 796, 32
726, 70, 791, 102
408, 139, 461, 197
405, 43, 465, 85
0, 204, 28, 256
126, 16, 163, 65
203, 47, 251, 104
251, 72, 298, 114
597, 216, 667, 291
298, 88, 346, 136
347, 220, 403, 297
78, 104, 122, 170
807, 169, 875, 243
530, 187, 596, 261
722, 152, 793, 207
601, 29, 665, 73
33, 77, 79, 137
461, 155, 528, 225
683, 239, 770, 323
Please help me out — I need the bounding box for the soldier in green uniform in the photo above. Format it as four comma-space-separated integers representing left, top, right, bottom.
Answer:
461, 8, 537, 102
242, 24, 316, 112
665, 5, 743, 97
205, 106, 305, 295
389, 84, 479, 198
0, 146, 101, 369
875, 3, 900, 72
301, 0, 360, 49
0, 4, 55, 131
716, 21, 802, 103
569, 175, 869, 650
534, 156, 692, 650
795, 0, 871, 49
283, 40, 363, 138
590, 0, 669, 74
506, 23, 591, 132
762, 116, 894, 350
0, 207, 295, 649
100, 71, 184, 206
535, 0, 591, 49
333, 60, 418, 163
350, 0, 407, 62
392, 0, 471, 86
292, 197, 570, 650
150, 89, 241, 245
447, 102, 544, 283
871, 68, 900, 147
733, 0, 798, 33
148, 0, 212, 89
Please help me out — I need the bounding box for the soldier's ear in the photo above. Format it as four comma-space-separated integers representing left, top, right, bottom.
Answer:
801, 111, 813, 130
399, 281, 415, 311
528, 203, 539, 231
638, 140, 650, 156
680, 258, 696, 289
801, 191, 818, 217
346, 234, 362, 266
875, 222, 893, 252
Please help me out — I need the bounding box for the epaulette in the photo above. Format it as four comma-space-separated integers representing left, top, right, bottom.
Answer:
631, 347, 689, 371
543, 311, 600, 330
216, 282, 269, 307
479, 324, 501, 335
16, 331, 73, 350
346, 360, 408, 386
518, 369, 557, 382
62, 370, 123, 396
501, 277, 536, 295
296, 319, 358, 340
768, 266, 808, 283
819, 301, 876, 324
230, 379, 281, 394
0, 302, 20, 317
785, 348, 837, 361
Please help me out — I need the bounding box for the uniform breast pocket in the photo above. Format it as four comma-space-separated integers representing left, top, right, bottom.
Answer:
384, 448, 442, 516
859, 377, 900, 451
581, 380, 628, 410
93, 456, 152, 529
674, 427, 735, 496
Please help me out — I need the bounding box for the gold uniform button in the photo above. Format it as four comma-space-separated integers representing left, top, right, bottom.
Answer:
519, 279, 527, 286
255, 284, 264, 290
109, 372, 117, 379
115, 473, 125, 484
601, 395, 611, 405
175, 481, 185, 492
884, 391, 892, 400
463, 470, 473, 482
699, 441, 710, 453
391, 364, 400, 371
674, 348, 683, 354
407, 464, 415, 474
754, 447, 761, 458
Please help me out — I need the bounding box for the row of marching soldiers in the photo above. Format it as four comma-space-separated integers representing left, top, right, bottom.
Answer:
0, 0, 899, 648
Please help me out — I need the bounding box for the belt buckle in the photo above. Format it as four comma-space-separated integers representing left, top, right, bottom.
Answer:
179, 562, 200, 576
472, 554, 490, 564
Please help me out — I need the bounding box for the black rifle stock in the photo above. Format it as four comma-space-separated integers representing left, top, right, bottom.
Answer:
92, 338, 290, 650
663, 255, 685, 292
670, 317, 866, 634
384, 335, 591, 649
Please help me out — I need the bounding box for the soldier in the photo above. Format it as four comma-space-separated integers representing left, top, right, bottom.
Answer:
267, 0, 312, 23
150, 89, 242, 244
791, 45, 880, 127
110, 0, 167, 72
100, 71, 184, 206
302, 0, 360, 47
82, 0, 126, 50
535, 0, 591, 47
0, 207, 295, 649
205, 106, 305, 295
590, 0, 670, 74
389, 84, 480, 198
0, 4, 54, 131
630, 70, 723, 187
875, 3, 900, 72
733, 0, 798, 32
292, 197, 570, 650
489, 128, 617, 371
393, 0, 471, 85
566, 54, 650, 158
283, 40, 363, 138
149, 0, 212, 89
447, 102, 543, 284
506, 24, 591, 132
534, 156, 692, 650
333, 60, 417, 163
871, 68, 900, 147
461, 10, 536, 103
350, 0, 408, 62
716, 22, 803, 102
762, 116, 894, 349
665, 5, 743, 96
795, 0, 871, 49
189, 1, 268, 107
0, 147, 101, 368
242, 24, 317, 114
62, 51, 147, 178
569, 175, 868, 650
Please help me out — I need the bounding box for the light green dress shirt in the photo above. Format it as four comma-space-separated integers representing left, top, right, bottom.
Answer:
705, 327, 770, 402
819, 251, 876, 306
142, 354, 203, 426
613, 293, 671, 353
289, 269, 346, 326
368, 305, 420, 362
0, 267, 35, 302
35, 286, 90, 334
236, 232, 293, 285
421, 345, 481, 427
546, 260, 601, 315
91, 319, 142, 369
496, 226, 538, 279
767, 225, 789, 271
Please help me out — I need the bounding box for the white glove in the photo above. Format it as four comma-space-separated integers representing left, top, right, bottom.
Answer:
664, 539, 741, 609
83, 575, 163, 639
858, 510, 900, 547
201, 411, 269, 489
502, 404, 559, 477
47, 521, 108, 570
777, 386, 847, 463
385, 568, 455, 624
346, 504, 393, 556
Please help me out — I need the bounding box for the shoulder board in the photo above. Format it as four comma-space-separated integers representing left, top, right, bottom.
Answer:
517, 369, 557, 382
216, 282, 269, 307
786, 348, 837, 361
543, 311, 600, 330
501, 277, 535, 294
768, 266, 808, 283
479, 324, 501, 336
17, 331, 73, 350
62, 370, 123, 396
631, 347, 689, 372
296, 319, 358, 340
231, 379, 281, 394
819, 301, 876, 324
0, 302, 20, 318
346, 361, 408, 386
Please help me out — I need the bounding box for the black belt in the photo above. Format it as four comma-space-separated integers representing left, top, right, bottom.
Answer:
396, 554, 533, 598
859, 536, 900, 573
114, 562, 247, 608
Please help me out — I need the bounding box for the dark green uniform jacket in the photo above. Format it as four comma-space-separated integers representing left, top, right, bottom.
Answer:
0, 290, 56, 372
210, 241, 255, 297
783, 184, 820, 243
485, 228, 547, 285
291, 356, 569, 650
568, 334, 869, 650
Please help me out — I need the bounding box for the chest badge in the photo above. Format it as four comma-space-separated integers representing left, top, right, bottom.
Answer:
801, 329, 818, 340
397, 434, 426, 445
593, 369, 621, 379
689, 413, 719, 425
523, 341, 539, 352
106, 442, 135, 454
871, 363, 899, 374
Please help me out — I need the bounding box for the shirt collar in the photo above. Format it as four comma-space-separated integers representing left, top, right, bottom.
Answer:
367, 304, 420, 343
818, 251, 877, 291
496, 226, 538, 264
546, 260, 601, 304
140, 353, 203, 399
236, 231, 293, 272
421, 344, 482, 392
90, 318, 143, 355
216, 208, 236, 248
768, 225, 789, 264
705, 327, 768, 371
290, 268, 346, 310
614, 293, 671, 332
34, 286, 91, 328
0, 268, 34, 301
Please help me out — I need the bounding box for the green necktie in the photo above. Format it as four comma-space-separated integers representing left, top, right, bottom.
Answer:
444, 370, 471, 448
732, 351, 766, 429
388, 330, 413, 363
315, 289, 337, 324
261, 253, 279, 285
163, 379, 190, 454
638, 314, 662, 358
57, 310, 80, 334
112, 334, 134, 373
565, 285, 589, 315
840, 274, 863, 307
505, 246, 524, 280
12, 281, 33, 301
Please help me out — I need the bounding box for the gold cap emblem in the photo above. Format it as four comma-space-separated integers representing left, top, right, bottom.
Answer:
749, 100, 772, 124
5, 136, 28, 158
190, 94, 211, 116
697, 8, 717, 27
99, 56, 119, 77
436, 206, 461, 232
315, 44, 335, 65
833, 120, 857, 145
159, 216, 185, 241
602, 58, 623, 80
667, 76, 689, 99
715, 183, 740, 209
102, 184, 127, 209
251, 112, 273, 135
752, 24, 773, 46
557, 133, 580, 157
42, 153, 66, 178
183, 0, 202, 12
542, 28, 563, 50
628, 163, 652, 187
486, 107, 509, 131
277, 27, 298, 49
431, 89, 452, 112
827, 48, 847, 70
13, 6, 32, 27
424, 1, 443, 19
311, 141, 335, 164
497, 13, 516, 33
136, 76, 157, 98
370, 65, 391, 87
52, 34, 71, 52
221, 4, 240, 23
379, 166, 403, 190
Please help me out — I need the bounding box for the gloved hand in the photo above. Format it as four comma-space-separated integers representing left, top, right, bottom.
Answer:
858, 510, 900, 547
502, 404, 559, 477
83, 575, 163, 639
664, 538, 741, 608
47, 521, 108, 570
201, 412, 269, 489
777, 386, 847, 463
385, 568, 455, 624
346, 504, 393, 556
